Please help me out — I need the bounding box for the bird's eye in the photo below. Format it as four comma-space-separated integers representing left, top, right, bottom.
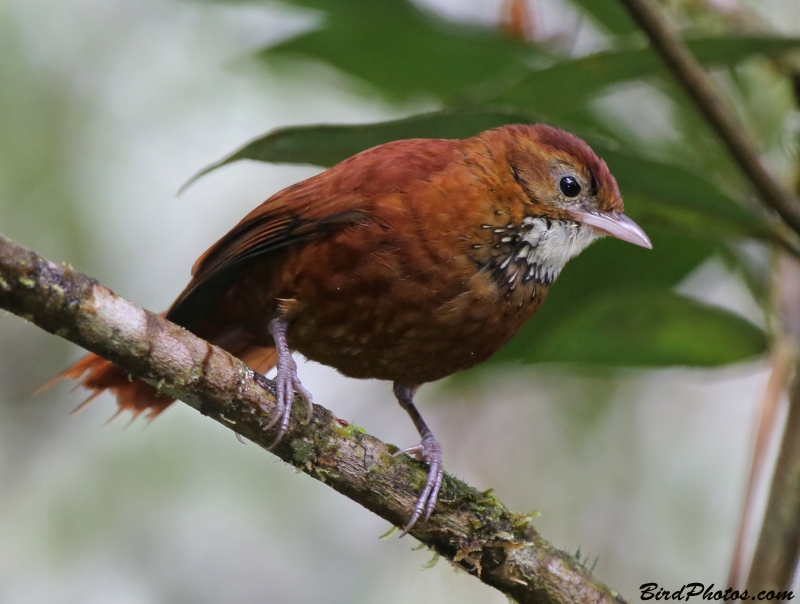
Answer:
559, 176, 581, 198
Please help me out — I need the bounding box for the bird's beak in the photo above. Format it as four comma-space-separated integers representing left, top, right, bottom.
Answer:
570, 209, 652, 249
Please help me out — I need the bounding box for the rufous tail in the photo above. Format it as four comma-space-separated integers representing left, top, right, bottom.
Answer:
47, 333, 278, 421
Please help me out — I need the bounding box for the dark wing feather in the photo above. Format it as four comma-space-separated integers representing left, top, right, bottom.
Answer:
166, 137, 462, 330
190, 210, 367, 282
166, 209, 366, 329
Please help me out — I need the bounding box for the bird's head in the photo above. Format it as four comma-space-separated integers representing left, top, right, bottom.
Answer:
469, 124, 651, 288
503, 123, 651, 251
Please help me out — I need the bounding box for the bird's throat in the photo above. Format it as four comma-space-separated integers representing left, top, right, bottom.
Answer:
479, 216, 601, 291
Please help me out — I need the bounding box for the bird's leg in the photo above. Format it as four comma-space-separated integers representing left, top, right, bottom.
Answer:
262, 316, 314, 449
392, 382, 444, 536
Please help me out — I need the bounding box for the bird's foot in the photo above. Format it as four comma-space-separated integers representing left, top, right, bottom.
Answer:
393, 432, 443, 536
262, 316, 314, 449
256, 355, 313, 450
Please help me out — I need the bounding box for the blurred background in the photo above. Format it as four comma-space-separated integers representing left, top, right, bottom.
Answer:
2, 0, 800, 602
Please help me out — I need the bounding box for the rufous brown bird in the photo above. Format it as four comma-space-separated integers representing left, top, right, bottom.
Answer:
56, 124, 651, 533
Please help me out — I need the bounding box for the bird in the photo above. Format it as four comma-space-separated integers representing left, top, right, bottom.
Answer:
54, 123, 651, 534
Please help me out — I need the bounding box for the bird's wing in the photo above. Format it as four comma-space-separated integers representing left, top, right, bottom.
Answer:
189, 207, 367, 283
166, 137, 462, 329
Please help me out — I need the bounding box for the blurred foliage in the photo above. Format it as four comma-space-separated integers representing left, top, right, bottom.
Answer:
503, 290, 768, 367
0, 12, 93, 413
195, 0, 800, 369
259, 0, 544, 102
485, 35, 800, 113
0, 18, 88, 265
188, 108, 778, 244
570, 0, 639, 35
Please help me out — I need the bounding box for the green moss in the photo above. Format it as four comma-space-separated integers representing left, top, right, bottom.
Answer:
290, 438, 315, 465
332, 420, 367, 440
510, 511, 540, 531
19, 277, 35, 287
313, 466, 339, 483
403, 464, 429, 490
332, 422, 352, 439
422, 551, 440, 570
366, 452, 392, 474
448, 479, 478, 502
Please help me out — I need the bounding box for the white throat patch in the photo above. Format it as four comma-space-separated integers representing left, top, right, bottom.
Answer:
481, 216, 602, 291
517, 216, 601, 284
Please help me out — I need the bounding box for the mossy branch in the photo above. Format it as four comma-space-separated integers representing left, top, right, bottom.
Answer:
0, 232, 626, 604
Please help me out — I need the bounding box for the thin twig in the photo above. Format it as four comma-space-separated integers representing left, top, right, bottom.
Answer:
617, 0, 800, 238
729, 253, 800, 586
728, 340, 793, 587
0, 232, 627, 604
746, 368, 800, 591
616, 0, 800, 589
744, 256, 800, 590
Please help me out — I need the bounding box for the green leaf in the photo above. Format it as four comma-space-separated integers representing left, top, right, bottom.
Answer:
256, 0, 800, 110
182, 109, 776, 247
594, 147, 775, 242
257, 0, 542, 101
491, 227, 719, 360
181, 109, 538, 187
491, 35, 800, 112
504, 289, 766, 367
470, 225, 770, 368
568, 0, 639, 36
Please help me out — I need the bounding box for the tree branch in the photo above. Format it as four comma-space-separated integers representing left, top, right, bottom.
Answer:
0, 232, 627, 604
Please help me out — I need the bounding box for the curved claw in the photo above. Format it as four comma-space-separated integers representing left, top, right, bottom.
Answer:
266, 375, 290, 450
251, 334, 313, 450
262, 316, 314, 448
264, 354, 312, 450
263, 396, 285, 433
295, 380, 315, 425
392, 444, 424, 459
397, 434, 443, 537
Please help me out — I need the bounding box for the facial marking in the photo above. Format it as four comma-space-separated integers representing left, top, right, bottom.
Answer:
478, 217, 601, 291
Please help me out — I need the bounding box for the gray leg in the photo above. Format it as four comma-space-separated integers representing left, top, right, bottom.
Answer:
263, 316, 314, 449
393, 382, 444, 536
